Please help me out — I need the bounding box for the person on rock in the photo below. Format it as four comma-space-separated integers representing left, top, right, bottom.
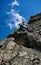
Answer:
18, 20, 27, 31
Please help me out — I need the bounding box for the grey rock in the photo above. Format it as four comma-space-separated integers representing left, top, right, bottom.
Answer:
0, 39, 41, 65
0, 13, 41, 65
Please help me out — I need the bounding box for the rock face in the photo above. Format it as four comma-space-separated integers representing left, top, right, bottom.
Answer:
7, 13, 41, 49
27, 13, 41, 49
0, 13, 41, 65
0, 38, 41, 65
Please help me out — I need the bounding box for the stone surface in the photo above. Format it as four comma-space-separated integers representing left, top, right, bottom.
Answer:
7, 13, 41, 49
0, 13, 41, 65
0, 38, 41, 65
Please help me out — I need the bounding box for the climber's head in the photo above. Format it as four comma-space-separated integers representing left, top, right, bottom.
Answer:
22, 20, 26, 25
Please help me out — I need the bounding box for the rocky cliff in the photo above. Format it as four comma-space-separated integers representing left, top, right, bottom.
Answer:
0, 13, 41, 65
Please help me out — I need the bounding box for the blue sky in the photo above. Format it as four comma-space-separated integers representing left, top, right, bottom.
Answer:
0, 0, 41, 41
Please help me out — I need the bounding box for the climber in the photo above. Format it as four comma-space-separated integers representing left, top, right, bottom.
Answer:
18, 20, 27, 31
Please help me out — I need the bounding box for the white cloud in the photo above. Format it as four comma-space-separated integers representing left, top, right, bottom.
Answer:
7, 9, 15, 15
8, 23, 14, 29
6, 9, 25, 29
6, 0, 25, 29
9, 0, 19, 7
